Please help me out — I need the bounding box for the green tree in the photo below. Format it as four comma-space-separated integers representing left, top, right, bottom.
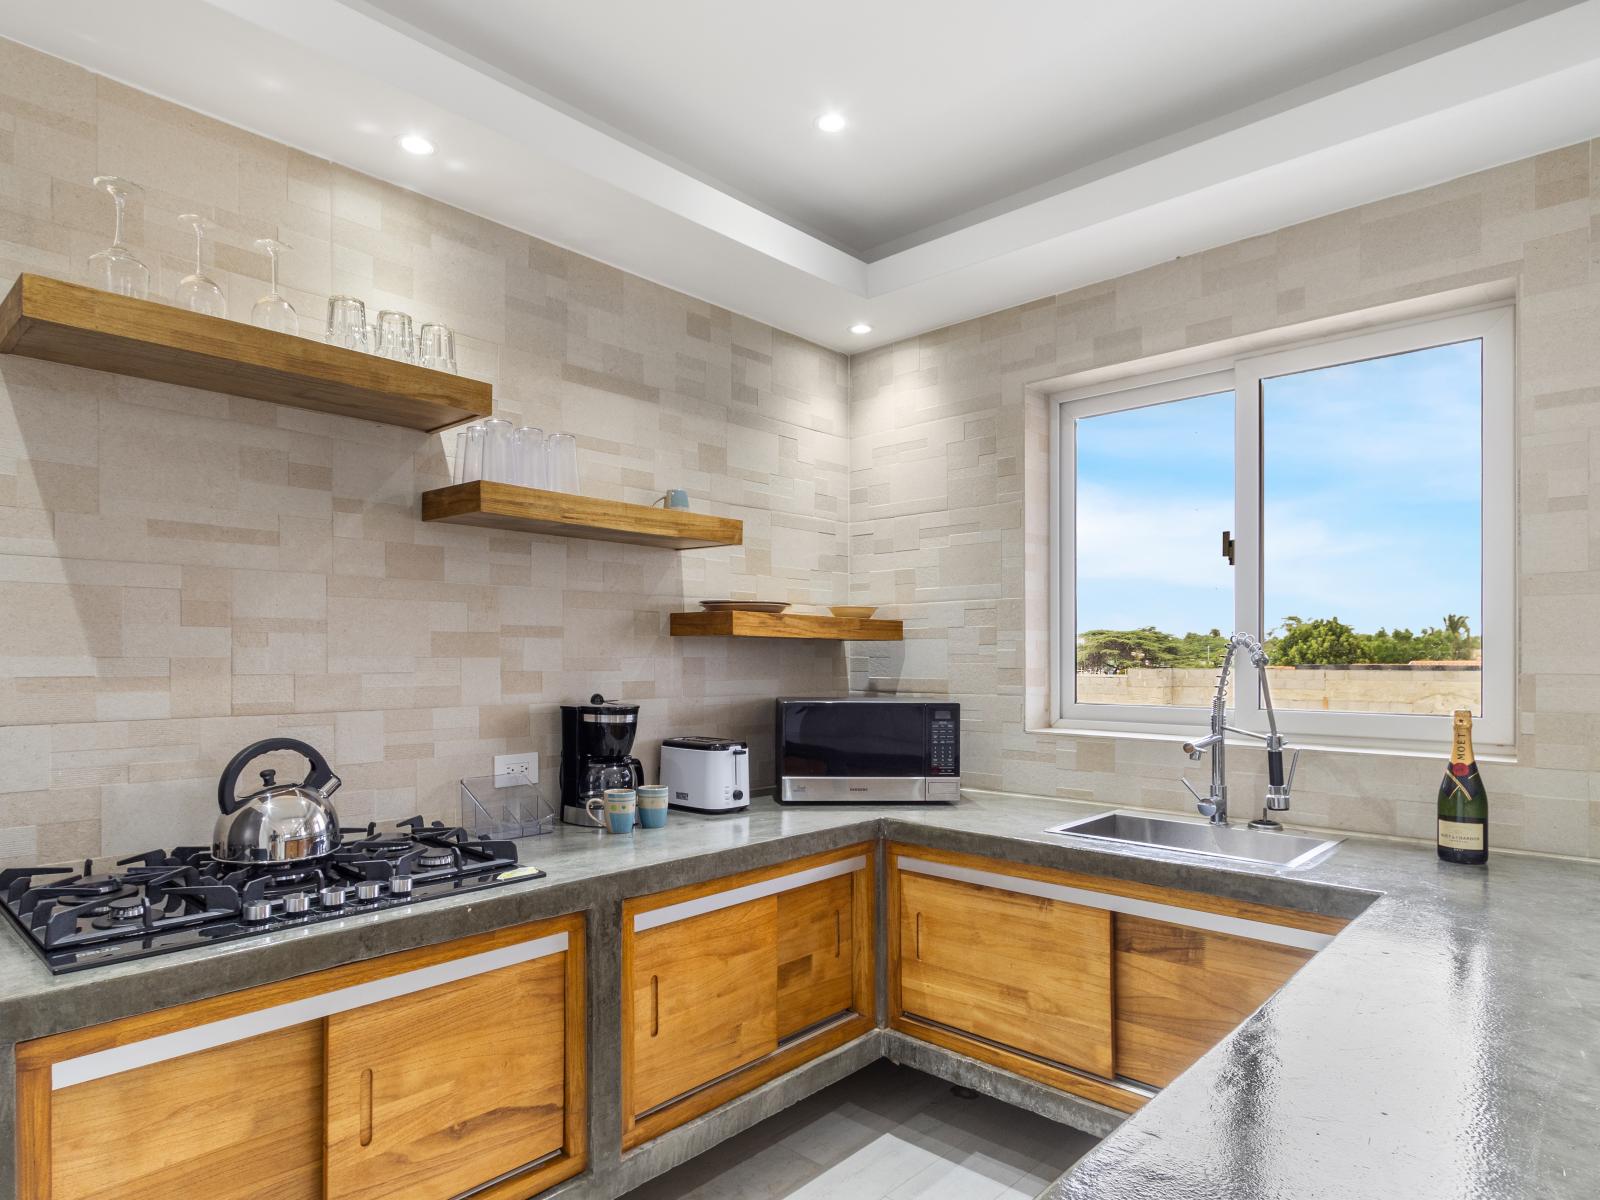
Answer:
1076, 617, 1480, 672
1077, 627, 1181, 673
1270, 616, 1364, 665
1077, 627, 1228, 673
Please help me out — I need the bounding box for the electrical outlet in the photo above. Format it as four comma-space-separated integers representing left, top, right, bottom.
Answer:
493, 752, 538, 789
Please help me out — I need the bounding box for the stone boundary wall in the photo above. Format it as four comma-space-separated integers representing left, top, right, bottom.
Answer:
1075, 667, 1481, 714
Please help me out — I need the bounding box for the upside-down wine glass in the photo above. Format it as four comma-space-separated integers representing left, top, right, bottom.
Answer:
249, 238, 298, 334
173, 213, 227, 317
86, 176, 151, 299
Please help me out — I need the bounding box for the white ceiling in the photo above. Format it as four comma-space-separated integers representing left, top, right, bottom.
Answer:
3, 0, 1600, 351
357, 0, 1531, 259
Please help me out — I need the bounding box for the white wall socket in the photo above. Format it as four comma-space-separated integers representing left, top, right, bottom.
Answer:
493, 752, 538, 788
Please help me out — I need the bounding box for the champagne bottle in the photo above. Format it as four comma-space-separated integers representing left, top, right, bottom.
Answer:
1437, 709, 1488, 864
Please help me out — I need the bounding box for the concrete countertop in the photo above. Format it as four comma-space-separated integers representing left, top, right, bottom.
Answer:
1, 792, 1594, 1200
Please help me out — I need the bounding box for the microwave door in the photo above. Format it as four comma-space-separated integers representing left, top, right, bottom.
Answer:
779, 702, 934, 803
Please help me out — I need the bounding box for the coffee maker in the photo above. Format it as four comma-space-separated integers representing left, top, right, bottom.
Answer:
560, 694, 645, 827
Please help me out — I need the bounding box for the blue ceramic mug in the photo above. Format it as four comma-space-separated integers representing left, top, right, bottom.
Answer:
637, 785, 669, 829
587, 788, 636, 833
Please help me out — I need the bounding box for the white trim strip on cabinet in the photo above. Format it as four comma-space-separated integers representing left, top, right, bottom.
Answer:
897, 857, 1333, 952
633, 855, 867, 933
51, 931, 569, 1090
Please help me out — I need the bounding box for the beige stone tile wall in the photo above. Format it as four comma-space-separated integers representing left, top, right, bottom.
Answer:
0, 38, 849, 864
850, 140, 1600, 859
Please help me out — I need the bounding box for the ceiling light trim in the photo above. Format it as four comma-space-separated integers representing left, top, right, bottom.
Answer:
203, 0, 869, 293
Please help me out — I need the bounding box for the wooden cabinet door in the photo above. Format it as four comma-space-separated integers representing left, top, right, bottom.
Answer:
630, 896, 779, 1115
1114, 915, 1312, 1087
40, 1024, 323, 1200
898, 871, 1114, 1078
324, 954, 568, 1200
776, 874, 855, 1039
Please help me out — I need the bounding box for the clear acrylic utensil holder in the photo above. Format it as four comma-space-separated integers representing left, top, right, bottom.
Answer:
460, 773, 553, 839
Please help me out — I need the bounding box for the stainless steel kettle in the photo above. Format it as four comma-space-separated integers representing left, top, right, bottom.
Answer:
213, 737, 342, 864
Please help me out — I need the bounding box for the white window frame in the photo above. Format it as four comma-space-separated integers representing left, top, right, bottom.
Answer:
1050, 304, 1515, 752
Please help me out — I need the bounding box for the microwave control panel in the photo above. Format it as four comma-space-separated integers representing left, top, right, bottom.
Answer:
929, 707, 960, 777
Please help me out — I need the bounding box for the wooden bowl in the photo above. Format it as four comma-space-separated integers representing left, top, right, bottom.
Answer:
828, 605, 877, 619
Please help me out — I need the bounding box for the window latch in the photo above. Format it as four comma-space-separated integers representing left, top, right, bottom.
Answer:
1221, 530, 1236, 566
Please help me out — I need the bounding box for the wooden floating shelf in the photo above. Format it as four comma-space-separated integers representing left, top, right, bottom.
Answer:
0, 273, 491, 433
422, 480, 744, 549
669, 611, 904, 641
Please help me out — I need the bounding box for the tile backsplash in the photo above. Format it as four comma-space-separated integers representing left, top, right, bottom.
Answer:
0, 37, 847, 863
850, 138, 1600, 860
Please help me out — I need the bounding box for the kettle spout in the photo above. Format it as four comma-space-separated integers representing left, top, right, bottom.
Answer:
314, 771, 342, 800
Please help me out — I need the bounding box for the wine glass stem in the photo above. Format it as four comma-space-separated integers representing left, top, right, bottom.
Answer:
268, 249, 279, 294
192, 227, 203, 275
111, 192, 126, 249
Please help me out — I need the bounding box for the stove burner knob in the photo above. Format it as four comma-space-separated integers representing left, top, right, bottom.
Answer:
389, 875, 414, 897
283, 892, 311, 915
318, 886, 348, 908
241, 900, 273, 923
355, 880, 383, 901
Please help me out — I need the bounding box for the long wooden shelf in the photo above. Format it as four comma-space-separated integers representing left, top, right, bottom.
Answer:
0, 274, 491, 432
669, 611, 903, 641
422, 480, 743, 549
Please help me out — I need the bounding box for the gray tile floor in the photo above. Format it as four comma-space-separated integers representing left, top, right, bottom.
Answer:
623, 1061, 1099, 1200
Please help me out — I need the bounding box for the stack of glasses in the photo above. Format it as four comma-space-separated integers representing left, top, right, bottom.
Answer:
325, 297, 457, 373
453, 420, 580, 493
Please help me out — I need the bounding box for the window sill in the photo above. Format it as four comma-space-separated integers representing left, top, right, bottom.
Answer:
1030, 723, 1516, 764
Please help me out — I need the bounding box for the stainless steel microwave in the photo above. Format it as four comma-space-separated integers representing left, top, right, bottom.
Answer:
775, 698, 959, 804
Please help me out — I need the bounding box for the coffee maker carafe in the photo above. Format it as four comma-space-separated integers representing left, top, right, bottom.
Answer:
560, 694, 644, 827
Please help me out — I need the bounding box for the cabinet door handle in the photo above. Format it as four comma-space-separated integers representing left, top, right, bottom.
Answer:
359, 1067, 374, 1148
651, 974, 660, 1037
915, 912, 922, 960
834, 910, 842, 957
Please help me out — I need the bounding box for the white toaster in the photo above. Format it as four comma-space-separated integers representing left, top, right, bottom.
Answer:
660, 737, 750, 813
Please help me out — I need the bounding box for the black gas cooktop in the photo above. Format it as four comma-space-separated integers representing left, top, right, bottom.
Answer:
0, 818, 543, 974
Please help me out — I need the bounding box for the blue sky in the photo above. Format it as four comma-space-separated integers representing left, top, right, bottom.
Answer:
1074, 340, 1482, 639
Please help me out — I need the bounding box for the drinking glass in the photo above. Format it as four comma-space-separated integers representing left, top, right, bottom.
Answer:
324, 296, 368, 350
453, 423, 484, 484
418, 323, 457, 373
512, 426, 545, 488
249, 238, 297, 334
480, 418, 515, 483
173, 214, 227, 317
375, 310, 415, 362
86, 176, 151, 299
545, 431, 579, 493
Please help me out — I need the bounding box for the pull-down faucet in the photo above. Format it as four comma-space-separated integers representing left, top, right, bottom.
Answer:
1180, 632, 1299, 829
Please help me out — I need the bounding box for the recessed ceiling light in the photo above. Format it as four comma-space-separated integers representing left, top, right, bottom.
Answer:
398, 133, 435, 156
849, 322, 872, 335
816, 112, 847, 134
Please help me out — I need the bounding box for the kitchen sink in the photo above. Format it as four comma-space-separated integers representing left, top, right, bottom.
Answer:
1044, 810, 1342, 871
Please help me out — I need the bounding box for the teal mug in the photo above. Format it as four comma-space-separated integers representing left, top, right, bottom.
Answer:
637, 785, 669, 829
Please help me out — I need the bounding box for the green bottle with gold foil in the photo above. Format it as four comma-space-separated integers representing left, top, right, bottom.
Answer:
1437, 709, 1488, 865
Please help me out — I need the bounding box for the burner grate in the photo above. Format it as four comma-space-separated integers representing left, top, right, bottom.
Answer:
0, 817, 530, 973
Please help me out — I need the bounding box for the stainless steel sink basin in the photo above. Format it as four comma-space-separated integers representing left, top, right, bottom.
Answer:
1044, 810, 1342, 871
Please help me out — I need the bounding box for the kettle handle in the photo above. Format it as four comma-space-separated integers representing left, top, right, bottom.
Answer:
218, 738, 339, 815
